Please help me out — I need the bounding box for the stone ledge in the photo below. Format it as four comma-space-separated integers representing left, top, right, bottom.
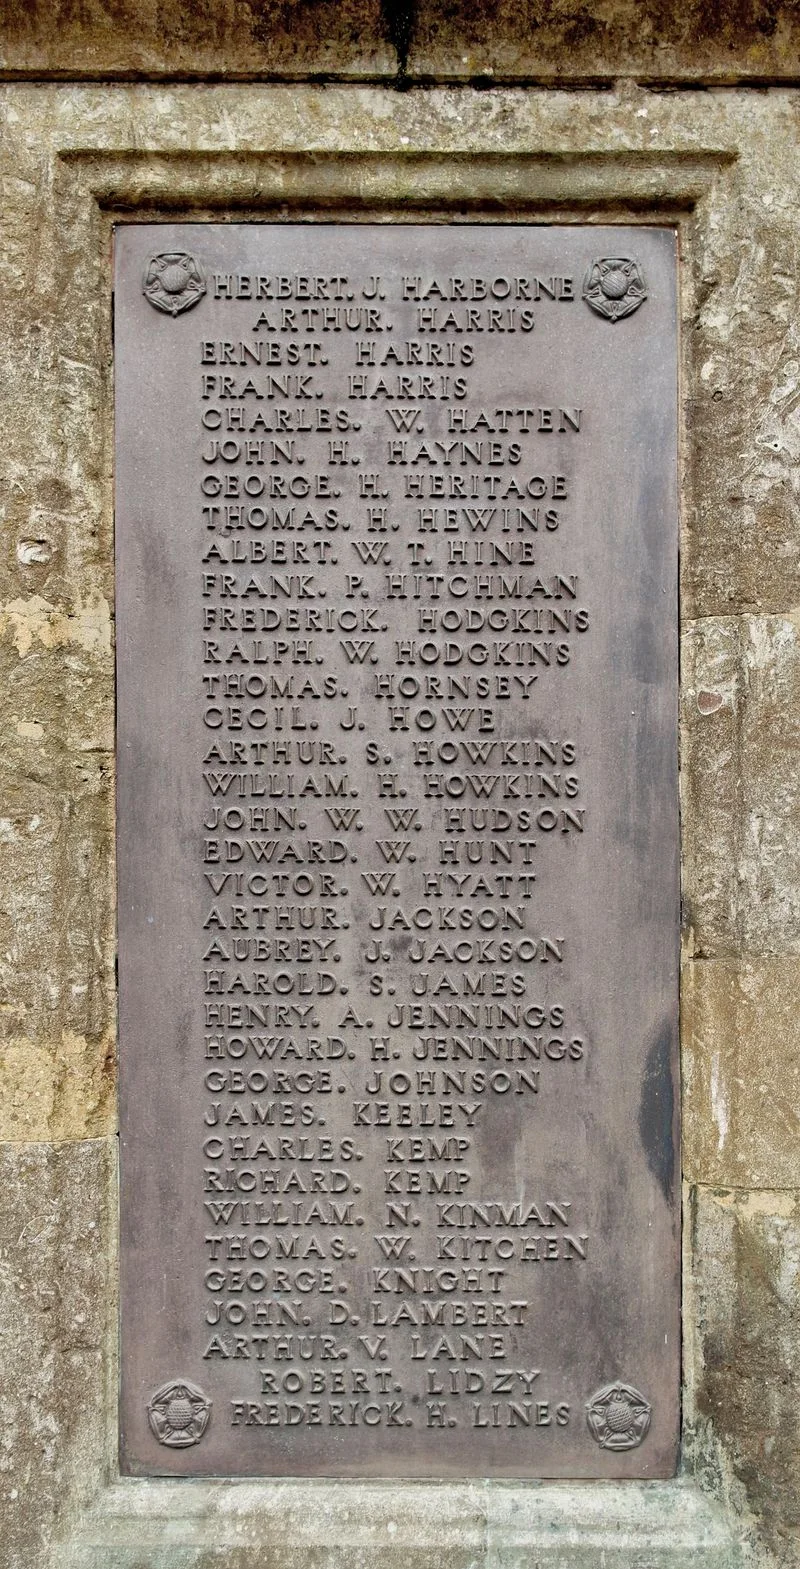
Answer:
2, 0, 800, 84
61, 1477, 743, 1567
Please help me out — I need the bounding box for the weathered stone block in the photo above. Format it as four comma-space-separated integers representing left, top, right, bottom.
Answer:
683, 958, 800, 1188
0, 2, 393, 79
681, 617, 741, 955
410, 2, 800, 84
738, 615, 800, 951
0, 1030, 115, 1142
687, 1187, 800, 1567
0, 1139, 113, 1569
0, 747, 114, 1047
684, 614, 800, 956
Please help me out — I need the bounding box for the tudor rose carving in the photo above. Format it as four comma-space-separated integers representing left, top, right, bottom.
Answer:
143, 253, 206, 316
586, 1382, 652, 1449
147, 1379, 211, 1447
582, 258, 647, 321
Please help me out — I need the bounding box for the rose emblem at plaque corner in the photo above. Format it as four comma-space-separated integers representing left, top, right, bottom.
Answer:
143, 253, 206, 316
582, 258, 647, 322
586, 1381, 652, 1450
147, 1379, 211, 1447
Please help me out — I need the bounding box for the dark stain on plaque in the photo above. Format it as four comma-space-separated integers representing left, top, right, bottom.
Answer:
638, 1021, 676, 1206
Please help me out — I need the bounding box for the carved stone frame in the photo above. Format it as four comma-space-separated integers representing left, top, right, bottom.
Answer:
34, 108, 744, 1564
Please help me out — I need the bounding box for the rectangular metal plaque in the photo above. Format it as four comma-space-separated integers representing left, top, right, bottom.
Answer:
116, 224, 679, 1479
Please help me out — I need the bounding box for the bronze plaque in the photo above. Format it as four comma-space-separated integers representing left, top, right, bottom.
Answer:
116, 225, 679, 1479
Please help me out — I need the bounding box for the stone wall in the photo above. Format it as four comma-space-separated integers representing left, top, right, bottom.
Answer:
0, 8, 798, 1566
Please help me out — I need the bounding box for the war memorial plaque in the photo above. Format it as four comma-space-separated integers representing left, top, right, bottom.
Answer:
115, 225, 679, 1479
